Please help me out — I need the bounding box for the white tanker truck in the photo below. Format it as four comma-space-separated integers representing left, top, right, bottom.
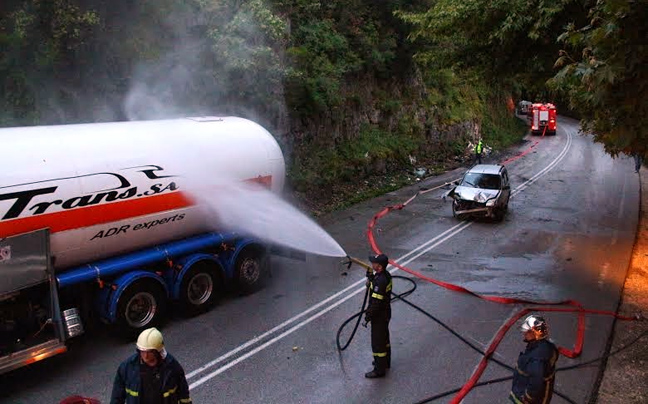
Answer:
0, 116, 285, 373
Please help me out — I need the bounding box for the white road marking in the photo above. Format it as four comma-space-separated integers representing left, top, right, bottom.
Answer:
186, 125, 575, 389
185, 222, 470, 379
511, 128, 573, 197
188, 220, 471, 388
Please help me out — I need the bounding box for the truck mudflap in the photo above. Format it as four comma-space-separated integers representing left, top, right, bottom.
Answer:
0, 339, 67, 374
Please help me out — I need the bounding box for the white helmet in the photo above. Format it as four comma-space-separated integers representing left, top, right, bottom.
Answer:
520, 315, 548, 339
136, 327, 167, 358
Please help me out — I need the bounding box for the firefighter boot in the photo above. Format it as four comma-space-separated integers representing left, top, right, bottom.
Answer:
372, 358, 391, 369
366, 356, 388, 378
373, 345, 391, 369
365, 368, 386, 378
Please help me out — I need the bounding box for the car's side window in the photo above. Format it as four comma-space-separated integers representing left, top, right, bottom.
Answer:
502, 170, 509, 187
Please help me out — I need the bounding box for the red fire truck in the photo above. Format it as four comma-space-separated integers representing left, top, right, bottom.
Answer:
530, 103, 557, 136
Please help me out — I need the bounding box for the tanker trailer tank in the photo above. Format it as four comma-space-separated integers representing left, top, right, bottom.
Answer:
0, 117, 285, 373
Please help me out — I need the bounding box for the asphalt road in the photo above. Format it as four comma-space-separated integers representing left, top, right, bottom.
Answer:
0, 116, 640, 404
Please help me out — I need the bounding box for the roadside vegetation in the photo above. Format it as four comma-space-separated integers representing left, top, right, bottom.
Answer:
1, 0, 645, 211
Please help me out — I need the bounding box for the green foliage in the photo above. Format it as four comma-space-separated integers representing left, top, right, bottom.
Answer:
424, 69, 484, 124
401, 0, 648, 157
0, 0, 99, 125
289, 117, 426, 191
285, 20, 361, 116
206, 0, 290, 112
550, 0, 648, 156
482, 100, 528, 149
0, 0, 538, 202
281, 0, 427, 118
399, 0, 587, 96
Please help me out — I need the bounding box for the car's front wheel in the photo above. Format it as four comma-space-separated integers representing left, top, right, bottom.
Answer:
493, 206, 506, 222
452, 201, 465, 221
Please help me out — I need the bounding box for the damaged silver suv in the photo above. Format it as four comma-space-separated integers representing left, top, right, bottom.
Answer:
447, 164, 511, 221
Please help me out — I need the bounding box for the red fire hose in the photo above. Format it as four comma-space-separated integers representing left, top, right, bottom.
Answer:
365, 126, 638, 403
500, 123, 546, 165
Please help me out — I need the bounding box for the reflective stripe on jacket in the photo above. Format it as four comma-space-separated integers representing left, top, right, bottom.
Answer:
366, 271, 392, 321
110, 352, 192, 404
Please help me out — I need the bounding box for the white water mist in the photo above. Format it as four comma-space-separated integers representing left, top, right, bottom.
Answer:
185, 180, 346, 258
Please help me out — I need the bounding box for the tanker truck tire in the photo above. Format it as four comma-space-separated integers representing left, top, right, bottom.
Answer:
116, 279, 167, 336
235, 246, 268, 295
180, 261, 222, 316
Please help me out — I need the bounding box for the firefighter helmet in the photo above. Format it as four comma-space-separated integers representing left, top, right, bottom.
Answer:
520, 315, 548, 339
136, 327, 167, 357
369, 254, 389, 269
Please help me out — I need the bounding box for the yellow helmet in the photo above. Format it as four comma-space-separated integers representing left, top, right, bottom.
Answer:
136, 327, 165, 352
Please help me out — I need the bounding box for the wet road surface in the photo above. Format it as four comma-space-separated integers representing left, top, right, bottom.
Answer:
0, 116, 640, 403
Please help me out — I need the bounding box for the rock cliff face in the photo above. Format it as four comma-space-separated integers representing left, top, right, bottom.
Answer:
254, 67, 507, 213
271, 68, 481, 181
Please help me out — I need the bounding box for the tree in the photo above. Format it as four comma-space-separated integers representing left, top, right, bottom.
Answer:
0, 0, 99, 125
398, 0, 590, 95
550, 0, 648, 156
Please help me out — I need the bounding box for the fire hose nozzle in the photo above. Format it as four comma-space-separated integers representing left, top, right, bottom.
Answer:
340, 255, 353, 270
345, 256, 372, 271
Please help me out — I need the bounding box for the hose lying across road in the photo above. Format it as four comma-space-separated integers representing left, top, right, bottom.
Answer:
336, 275, 647, 403
353, 125, 642, 403
336, 276, 648, 403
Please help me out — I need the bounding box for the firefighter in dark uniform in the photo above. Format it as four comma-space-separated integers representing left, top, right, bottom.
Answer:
111, 327, 192, 404
364, 253, 392, 378
510, 315, 559, 404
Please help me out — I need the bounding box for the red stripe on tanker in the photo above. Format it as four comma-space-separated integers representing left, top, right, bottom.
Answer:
0, 117, 285, 269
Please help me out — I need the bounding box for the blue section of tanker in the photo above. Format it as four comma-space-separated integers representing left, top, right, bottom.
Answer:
57, 232, 238, 288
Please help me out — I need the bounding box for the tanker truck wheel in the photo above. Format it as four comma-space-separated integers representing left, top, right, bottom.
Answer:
116, 279, 167, 335
180, 261, 222, 316
235, 246, 269, 295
